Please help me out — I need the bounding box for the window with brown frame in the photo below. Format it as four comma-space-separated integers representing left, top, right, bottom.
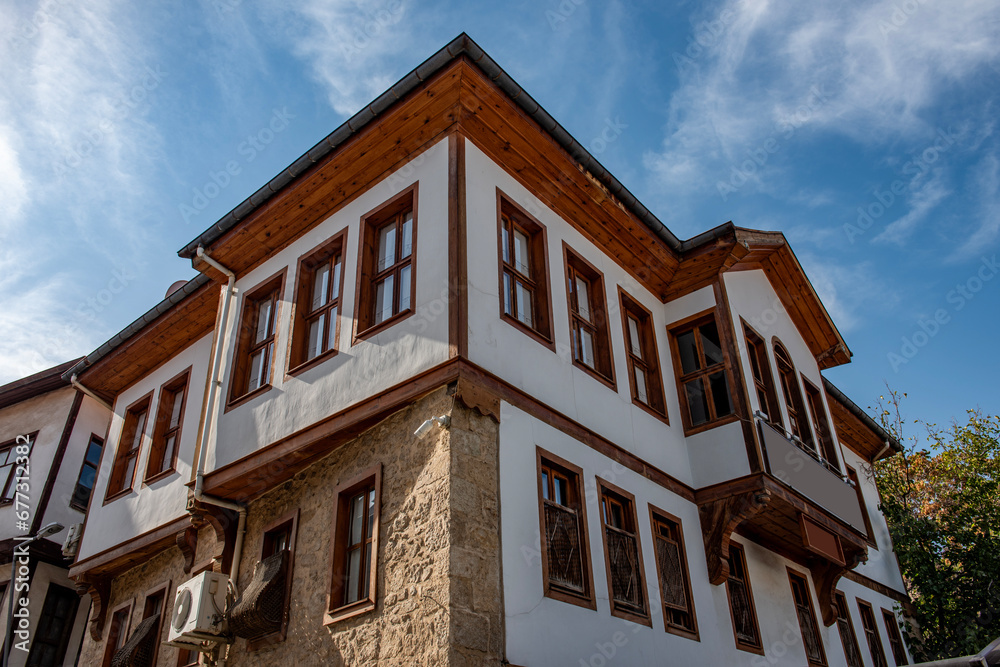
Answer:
804, 378, 840, 471
725, 542, 763, 653
881, 608, 908, 665
290, 231, 346, 371
788, 570, 827, 666
619, 290, 667, 419
145, 369, 190, 482
537, 450, 595, 610
141, 584, 169, 666
858, 599, 889, 667
649, 507, 697, 638
25, 583, 79, 667
70, 434, 103, 511
774, 342, 811, 447
847, 466, 878, 548
597, 479, 649, 625
836, 592, 865, 667
230, 272, 284, 404
669, 314, 735, 432
0, 433, 35, 504
355, 187, 416, 338
106, 394, 152, 500
102, 601, 132, 667
327, 466, 381, 623
249, 510, 298, 648
743, 324, 781, 428
498, 194, 552, 345
564, 247, 614, 386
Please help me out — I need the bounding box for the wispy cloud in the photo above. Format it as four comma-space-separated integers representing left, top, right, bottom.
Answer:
952, 153, 1000, 259
798, 253, 896, 333
873, 170, 951, 245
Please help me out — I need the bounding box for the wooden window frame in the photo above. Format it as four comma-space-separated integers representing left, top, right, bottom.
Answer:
496, 191, 554, 350
835, 591, 865, 667
0, 432, 36, 505
105, 392, 153, 503
70, 433, 104, 512
25, 582, 79, 666
788, 568, 828, 666
619, 289, 668, 421
725, 541, 764, 654
881, 607, 909, 665
667, 309, 738, 435
803, 376, 841, 472
563, 244, 615, 389
846, 465, 878, 549
247, 509, 299, 650
144, 368, 191, 484
353, 185, 418, 342
773, 340, 812, 449
326, 465, 381, 625
648, 505, 698, 640
535, 448, 597, 611
102, 599, 133, 667
858, 598, 890, 667
140, 580, 170, 667
288, 229, 348, 375
596, 478, 650, 626
742, 320, 781, 429
227, 270, 287, 409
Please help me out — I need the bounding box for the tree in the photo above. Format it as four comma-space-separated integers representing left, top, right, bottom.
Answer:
871, 389, 1000, 661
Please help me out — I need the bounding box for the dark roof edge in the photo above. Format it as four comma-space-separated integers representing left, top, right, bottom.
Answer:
0, 358, 81, 410
61, 273, 212, 384
178, 32, 709, 261
822, 377, 903, 455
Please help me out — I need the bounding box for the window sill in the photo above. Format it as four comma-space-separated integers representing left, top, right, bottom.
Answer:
610, 604, 652, 628
571, 359, 617, 392
286, 348, 339, 379
225, 384, 273, 413
631, 398, 670, 426
544, 585, 597, 612
682, 413, 740, 437
324, 599, 376, 625
665, 625, 700, 642
735, 641, 766, 656
143, 469, 177, 486
500, 313, 555, 351
102, 488, 135, 506
353, 309, 414, 345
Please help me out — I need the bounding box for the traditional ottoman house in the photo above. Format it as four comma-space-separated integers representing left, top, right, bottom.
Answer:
65, 34, 913, 666
0, 359, 111, 666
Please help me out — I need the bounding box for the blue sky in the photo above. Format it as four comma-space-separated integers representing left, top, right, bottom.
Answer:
1, 0, 997, 442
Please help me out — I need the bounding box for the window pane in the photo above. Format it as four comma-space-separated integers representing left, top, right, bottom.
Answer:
307, 316, 323, 359
349, 493, 365, 547
399, 265, 411, 312
254, 299, 272, 344
401, 212, 413, 259
513, 229, 530, 277
248, 350, 265, 390
161, 436, 175, 470
345, 549, 361, 604
169, 390, 184, 429
311, 263, 330, 311
327, 306, 338, 351
132, 411, 147, 450
85, 441, 102, 465
123, 456, 136, 489
503, 273, 513, 316
361, 541, 372, 600
77, 466, 96, 493
634, 366, 648, 403
515, 281, 534, 327
554, 476, 568, 506
627, 316, 643, 359
574, 276, 591, 322
541, 470, 550, 500
377, 223, 396, 271
367, 489, 376, 539
700, 321, 724, 366
709, 371, 733, 418
331, 255, 342, 297
374, 275, 394, 324
577, 328, 595, 368
677, 330, 700, 374
685, 379, 709, 425
502, 224, 510, 264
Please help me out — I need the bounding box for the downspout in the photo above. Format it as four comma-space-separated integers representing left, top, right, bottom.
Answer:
190, 247, 247, 663
69, 375, 113, 411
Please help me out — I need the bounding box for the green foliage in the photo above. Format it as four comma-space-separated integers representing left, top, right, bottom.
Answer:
872, 390, 1000, 661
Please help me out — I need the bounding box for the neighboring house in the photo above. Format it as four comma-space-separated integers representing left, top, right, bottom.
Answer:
66, 34, 914, 667
0, 358, 112, 666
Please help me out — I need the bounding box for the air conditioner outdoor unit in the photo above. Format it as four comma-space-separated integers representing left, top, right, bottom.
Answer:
165, 571, 229, 649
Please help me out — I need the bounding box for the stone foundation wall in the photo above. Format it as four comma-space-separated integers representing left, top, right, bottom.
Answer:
76, 384, 504, 666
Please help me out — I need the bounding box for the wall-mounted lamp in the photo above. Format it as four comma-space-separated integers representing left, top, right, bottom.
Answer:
414, 415, 451, 439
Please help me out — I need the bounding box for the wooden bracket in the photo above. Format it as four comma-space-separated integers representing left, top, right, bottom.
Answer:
188, 498, 238, 575
811, 546, 867, 627
76, 574, 111, 642
454, 377, 500, 423
175, 525, 199, 574
699, 488, 772, 585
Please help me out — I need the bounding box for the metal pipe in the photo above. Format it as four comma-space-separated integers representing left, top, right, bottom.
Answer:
69, 375, 113, 411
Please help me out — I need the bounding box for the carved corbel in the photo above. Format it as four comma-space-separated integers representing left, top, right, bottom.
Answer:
454, 377, 501, 423
76, 574, 111, 642
175, 524, 199, 574
188, 497, 238, 575
811, 546, 867, 626
699, 489, 772, 585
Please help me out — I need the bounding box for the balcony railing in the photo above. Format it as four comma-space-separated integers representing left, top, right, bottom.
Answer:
757, 417, 867, 533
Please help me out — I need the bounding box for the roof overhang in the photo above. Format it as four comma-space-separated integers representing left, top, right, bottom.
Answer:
823, 378, 903, 461
0, 358, 79, 409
